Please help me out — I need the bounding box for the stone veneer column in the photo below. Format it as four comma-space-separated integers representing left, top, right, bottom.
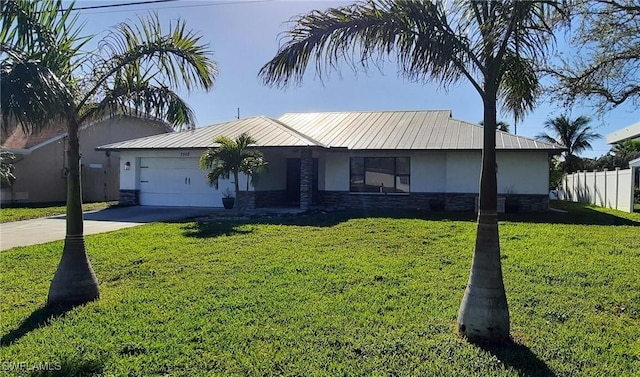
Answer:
300, 149, 312, 211
237, 191, 256, 212
118, 189, 139, 206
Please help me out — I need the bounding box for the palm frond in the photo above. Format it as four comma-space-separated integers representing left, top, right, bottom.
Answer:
82, 12, 216, 112
499, 52, 539, 123
1, 44, 73, 132
259, 0, 473, 90
541, 115, 600, 155
200, 133, 266, 190
0, 150, 17, 188
0, 0, 89, 81
80, 81, 195, 128
535, 133, 560, 146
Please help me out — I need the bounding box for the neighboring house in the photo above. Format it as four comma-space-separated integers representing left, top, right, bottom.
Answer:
606, 121, 640, 144
97, 110, 563, 212
1, 115, 172, 204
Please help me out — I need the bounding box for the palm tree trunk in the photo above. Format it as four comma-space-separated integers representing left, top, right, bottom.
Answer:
233, 169, 240, 215
457, 94, 510, 343
47, 116, 100, 307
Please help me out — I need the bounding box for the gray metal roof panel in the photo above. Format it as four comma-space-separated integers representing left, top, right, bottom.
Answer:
280, 110, 563, 150
97, 116, 322, 150
99, 110, 564, 152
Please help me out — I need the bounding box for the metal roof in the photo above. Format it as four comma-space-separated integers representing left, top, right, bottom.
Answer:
279, 110, 563, 151
98, 110, 563, 151
97, 116, 322, 150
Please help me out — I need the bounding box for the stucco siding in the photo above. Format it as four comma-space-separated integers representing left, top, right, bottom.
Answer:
444, 151, 481, 193
2, 116, 170, 203
7, 139, 67, 203
497, 151, 549, 195
412, 153, 446, 192
321, 150, 549, 195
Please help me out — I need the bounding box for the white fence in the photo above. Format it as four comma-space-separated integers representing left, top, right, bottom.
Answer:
558, 168, 635, 213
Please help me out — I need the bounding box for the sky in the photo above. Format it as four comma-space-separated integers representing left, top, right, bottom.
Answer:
63, 0, 638, 158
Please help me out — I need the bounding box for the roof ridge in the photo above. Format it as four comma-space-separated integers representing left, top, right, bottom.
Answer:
264, 116, 327, 148
280, 109, 452, 116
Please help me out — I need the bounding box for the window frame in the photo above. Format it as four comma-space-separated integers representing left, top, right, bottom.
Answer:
349, 156, 410, 193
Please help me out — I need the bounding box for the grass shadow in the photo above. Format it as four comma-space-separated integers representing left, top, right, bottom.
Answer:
181, 202, 639, 234
28, 356, 105, 377
502, 201, 640, 226
477, 339, 556, 377
0, 304, 76, 346
182, 221, 255, 238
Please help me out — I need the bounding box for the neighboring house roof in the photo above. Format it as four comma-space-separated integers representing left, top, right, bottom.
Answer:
1, 115, 173, 154
97, 110, 564, 152
630, 157, 640, 168
97, 116, 323, 150
606, 122, 640, 144
1, 122, 67, 150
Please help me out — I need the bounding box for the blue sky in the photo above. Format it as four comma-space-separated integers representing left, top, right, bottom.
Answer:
67, 0, 638, 158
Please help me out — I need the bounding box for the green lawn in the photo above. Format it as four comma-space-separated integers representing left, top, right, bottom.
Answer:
1, 204, 638, 376
0, 202, 114, 223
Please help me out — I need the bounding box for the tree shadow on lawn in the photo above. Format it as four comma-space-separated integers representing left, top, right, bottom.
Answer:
0, 304, 76, 346
476, 339, 556, 377
179, 205, 638, 239
28, 357, 105, 377
178, 208, 480, 238
181, 220, 256, 238
503, 206, 639, 226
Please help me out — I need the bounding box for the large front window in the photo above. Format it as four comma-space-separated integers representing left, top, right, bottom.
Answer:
350, 157, 410, 193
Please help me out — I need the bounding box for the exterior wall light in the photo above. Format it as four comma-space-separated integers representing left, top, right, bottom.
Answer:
124, 161, 131, 170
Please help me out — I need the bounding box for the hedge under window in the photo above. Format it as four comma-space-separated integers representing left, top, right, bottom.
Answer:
350, 157, 410, 193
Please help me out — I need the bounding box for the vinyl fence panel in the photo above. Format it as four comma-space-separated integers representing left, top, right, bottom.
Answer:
559, 168, 634, 213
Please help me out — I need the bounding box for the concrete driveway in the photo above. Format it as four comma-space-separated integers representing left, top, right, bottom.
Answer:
0, 206, 216, 251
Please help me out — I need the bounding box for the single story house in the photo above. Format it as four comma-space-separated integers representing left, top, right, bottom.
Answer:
1, 115, 172, 204
97, 110, 564, 212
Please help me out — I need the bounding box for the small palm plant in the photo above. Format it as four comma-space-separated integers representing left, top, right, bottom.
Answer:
0, 150, 17, 188
200, 133, 267, 210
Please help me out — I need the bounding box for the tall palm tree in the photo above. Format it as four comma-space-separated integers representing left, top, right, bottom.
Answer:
536, 115, 601, 173
259, 0, 564, 343
1, 0, 217, 306
200, 133, 267, 205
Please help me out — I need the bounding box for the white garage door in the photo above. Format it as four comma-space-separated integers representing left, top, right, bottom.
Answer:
139, 157, 222, 207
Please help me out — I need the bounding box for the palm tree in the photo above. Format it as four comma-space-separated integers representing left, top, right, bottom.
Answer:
536, 115, 601, 173
1, 0, 217, 306
200, 133, 267, 209
259, 0, 564, 343
612, 140, 640, 160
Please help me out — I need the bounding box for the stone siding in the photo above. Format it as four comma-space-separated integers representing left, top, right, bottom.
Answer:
255, 190, 288, 208
119, 189, 139, 206
506, 194, 549, 213
300, 149, 313, 210
236, 191, 256, 212
317, 191, 548, 213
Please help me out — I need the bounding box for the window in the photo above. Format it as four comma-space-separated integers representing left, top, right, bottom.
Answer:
350, 157, 410, 193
